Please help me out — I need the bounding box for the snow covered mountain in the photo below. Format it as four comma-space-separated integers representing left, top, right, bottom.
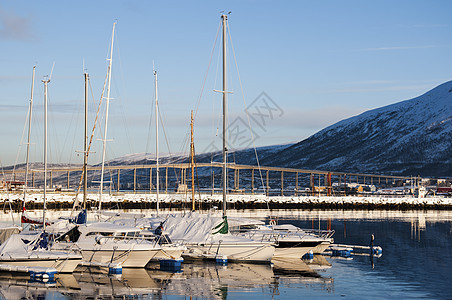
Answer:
260, 81, 452, 177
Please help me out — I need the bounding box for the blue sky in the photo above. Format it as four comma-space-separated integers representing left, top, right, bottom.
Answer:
1, 0, 451, 166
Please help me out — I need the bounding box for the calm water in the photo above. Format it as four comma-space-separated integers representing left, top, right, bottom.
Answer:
0, 209, 450, 299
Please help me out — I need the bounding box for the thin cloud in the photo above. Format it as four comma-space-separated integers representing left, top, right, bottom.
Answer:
0, 104, 27, 111
0, 75, 30, 82
309, 84, 433, 95
346, 80, 400, 86
362, 45, 439, 51
0, 8, 35, 41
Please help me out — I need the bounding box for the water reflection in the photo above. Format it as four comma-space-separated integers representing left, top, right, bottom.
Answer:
0, 273, 65, 299
0, 210, 449, 299
0, 258, 334, 299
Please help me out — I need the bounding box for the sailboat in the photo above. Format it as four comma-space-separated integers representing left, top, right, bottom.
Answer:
20, 66, 51, 227
207, 15, 334, 257
144, 69, 187, 260
138, 14, 275, 263
159, 14, 336, 261
109, 15, 276, 263
0, 66, 83, 273
112, 68, 187, 262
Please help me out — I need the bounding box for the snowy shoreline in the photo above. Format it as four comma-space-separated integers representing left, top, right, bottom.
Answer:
2, 192, 451, 209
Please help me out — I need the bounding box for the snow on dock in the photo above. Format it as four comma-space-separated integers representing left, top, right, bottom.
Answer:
1, 192, 451, 208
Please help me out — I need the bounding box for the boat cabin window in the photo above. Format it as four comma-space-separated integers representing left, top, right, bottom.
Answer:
126, 232, 138, 237
86, 232, 114, 237
113, 231, 138, 240
237, 225, 258, 232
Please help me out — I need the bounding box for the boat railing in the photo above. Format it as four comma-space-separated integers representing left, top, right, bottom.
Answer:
237, 230, 313, 243
302, 229, 335, 239
91, 234, 160, 247
230, 224, 335, 244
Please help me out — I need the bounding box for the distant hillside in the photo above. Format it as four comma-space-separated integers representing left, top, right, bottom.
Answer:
260, 81, 452, 177
102, 144, 292, 173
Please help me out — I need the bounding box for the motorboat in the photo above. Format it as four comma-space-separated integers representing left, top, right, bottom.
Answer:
104, 214, 187, 261
229, 219, 334, 258
52, 222, 161, 268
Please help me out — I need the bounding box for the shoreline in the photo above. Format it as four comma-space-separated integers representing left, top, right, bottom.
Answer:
2, 192, 451, 210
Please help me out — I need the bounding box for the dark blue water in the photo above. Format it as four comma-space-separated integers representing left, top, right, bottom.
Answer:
284, 214, 452, 299
0, 210, 450, 299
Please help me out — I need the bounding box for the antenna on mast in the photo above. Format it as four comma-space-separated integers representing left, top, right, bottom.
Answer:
83, 59, 88, 74
49, 62, 55, 81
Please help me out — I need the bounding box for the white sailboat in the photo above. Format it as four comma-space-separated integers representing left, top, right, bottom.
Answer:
209, 18, 335, 258
147, 69, 187, 260
147, 14, 275, 263
106, 69, 187, 261
20, 66, 50, 227
0, 66, 83, 273
166, 14, 336, 261
158, 212, 275, 262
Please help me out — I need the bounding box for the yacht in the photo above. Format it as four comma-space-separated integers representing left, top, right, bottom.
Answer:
229, 219, 334, 258
52, 222, 161, 268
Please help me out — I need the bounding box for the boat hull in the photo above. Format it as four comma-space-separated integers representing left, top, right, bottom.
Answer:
274, 246, 312, 259
0, 256, 82, 273
311, 241, 332, 254
80, 249, 159, 268
274, 241, 323, 259
183, 242, 275, 263
53, 240, 160, 268
151, 246, 186, 261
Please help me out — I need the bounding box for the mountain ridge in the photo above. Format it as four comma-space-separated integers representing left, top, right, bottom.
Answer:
259, 81, 452, 177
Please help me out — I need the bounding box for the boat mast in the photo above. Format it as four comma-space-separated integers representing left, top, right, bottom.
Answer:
154, 69, 159, 215
23, 66, 35, 211
99, 22, 116, 210
221, 14, 228, 217
190, 110, 195, 211
83, 72, 88, 209
42, 76, 50, 230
